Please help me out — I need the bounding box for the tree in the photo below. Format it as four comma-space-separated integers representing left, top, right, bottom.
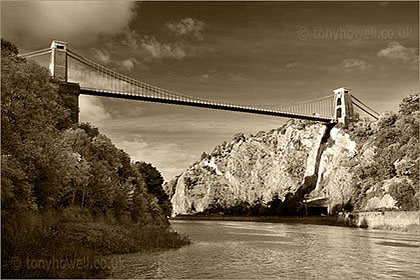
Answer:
1, 39, 71, 211
1, 39, 19, 57
133, 162, 172, 216
352, 94, 419, 211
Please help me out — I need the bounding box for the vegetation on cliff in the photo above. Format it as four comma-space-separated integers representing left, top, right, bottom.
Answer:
345, 94, 419, 211
1, 39, 189, 278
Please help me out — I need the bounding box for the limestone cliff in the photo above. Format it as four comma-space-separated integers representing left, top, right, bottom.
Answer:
167, 120, 330, 215
166, 95, 419, 215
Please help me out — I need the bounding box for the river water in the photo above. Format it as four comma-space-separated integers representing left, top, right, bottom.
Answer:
112, 220, 420, 279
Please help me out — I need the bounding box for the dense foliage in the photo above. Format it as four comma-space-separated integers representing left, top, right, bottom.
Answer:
1, 39, 165, 219
1, 39, 188, 278
346, 95, 419, 211
133, 161, 172, 217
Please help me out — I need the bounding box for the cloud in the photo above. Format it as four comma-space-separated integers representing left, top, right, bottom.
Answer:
121, 30, 186, 61
116, 139, 197, 181
227, 72, 247, 81
377, 42, 418, 64
341, 58, 370, 71
140, 36, 186, 60
286, 62, 299, 68
1, 2, 136, 48
120, 58, 140, 71
197, 72, 246, 82
93, 49, 111, 64
91, 43, 146, 72
79, 96, 111, 123
166, 18, 205, 39
198, 74, 211, 82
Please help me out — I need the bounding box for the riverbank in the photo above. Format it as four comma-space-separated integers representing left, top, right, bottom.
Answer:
357, 211, 419, 233
1, 208, 190, 279
172, 212, 420, 233
171, 214, 359, 227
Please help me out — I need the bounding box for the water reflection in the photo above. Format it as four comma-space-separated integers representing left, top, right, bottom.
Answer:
112, 220, 420, 279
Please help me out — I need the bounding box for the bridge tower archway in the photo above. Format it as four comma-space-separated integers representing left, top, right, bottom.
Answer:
333, 87, 354, 124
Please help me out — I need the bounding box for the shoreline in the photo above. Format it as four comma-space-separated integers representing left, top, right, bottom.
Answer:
171, 214, 420, 233
171, 215, 358, 227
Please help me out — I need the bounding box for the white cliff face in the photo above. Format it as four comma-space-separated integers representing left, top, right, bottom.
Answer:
308, 126, 401, 211
168, 120, 411, 216
310, 127, 358, 207
170, 121, 327, 215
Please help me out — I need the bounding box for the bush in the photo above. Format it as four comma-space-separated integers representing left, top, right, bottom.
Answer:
388, 180, 419, 210
349, 94, 419, 211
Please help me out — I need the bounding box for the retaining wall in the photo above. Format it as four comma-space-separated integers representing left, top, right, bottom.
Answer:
357, 211, 419, 229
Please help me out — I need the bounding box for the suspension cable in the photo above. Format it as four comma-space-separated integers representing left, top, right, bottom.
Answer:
352, 101, 379, 120
68, 49, 213, 103
350, 94, 379, 117
19, 48, 52, 58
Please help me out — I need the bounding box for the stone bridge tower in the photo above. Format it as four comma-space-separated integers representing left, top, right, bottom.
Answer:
49, 40, 80, 123
333, 87, 354, 124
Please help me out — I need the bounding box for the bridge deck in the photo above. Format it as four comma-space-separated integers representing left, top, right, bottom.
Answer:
80, 87, 334, 123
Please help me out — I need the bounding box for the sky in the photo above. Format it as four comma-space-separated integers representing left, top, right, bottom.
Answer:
2, 1, 419, 181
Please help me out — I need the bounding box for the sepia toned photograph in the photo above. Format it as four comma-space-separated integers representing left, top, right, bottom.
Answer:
1, 1, 419, 279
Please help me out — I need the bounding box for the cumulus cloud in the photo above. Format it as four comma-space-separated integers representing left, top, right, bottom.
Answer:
377, 42, 418, 64
1, 1, 136, 47
92, 44, 146, 72
166, 18, 205, 39
119, 58, 141, 71
120, 30, 186, 61
79, 95, 111, 123
140, 36, 186, 60
341, 58, 370, 71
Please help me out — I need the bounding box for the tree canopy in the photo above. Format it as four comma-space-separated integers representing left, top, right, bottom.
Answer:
1, 39, 171, 221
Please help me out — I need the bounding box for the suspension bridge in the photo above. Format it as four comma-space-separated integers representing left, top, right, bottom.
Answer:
21, 40, 379, 124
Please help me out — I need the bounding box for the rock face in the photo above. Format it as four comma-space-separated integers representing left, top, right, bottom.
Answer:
168, 120, 330, 215
309, 127, 359, 207
166, 95, 419, 216
166, 119, 403, 216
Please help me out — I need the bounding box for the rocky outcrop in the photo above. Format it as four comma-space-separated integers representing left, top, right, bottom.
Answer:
168, 120, 331, 215
167, 96, 419, 216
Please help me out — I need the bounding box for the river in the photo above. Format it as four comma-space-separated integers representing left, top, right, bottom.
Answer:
111, 220, 420, 279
